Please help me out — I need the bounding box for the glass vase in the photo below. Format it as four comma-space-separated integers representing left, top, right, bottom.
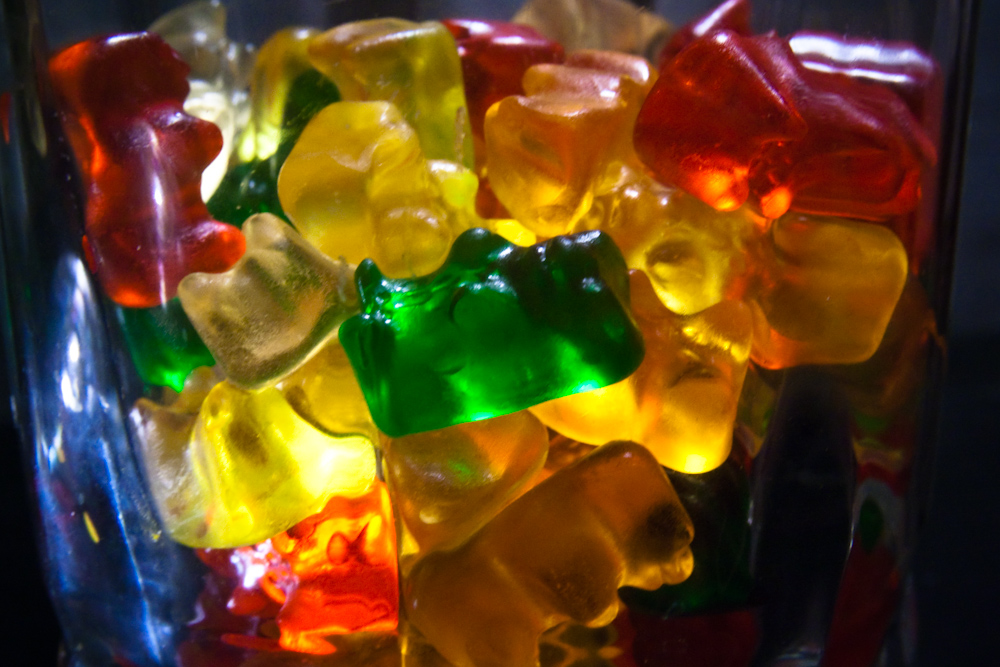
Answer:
0, 0, 976, 666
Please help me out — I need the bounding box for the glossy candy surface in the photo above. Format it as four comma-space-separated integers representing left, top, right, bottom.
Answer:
37, 4, 945, 665
225, 482, 399, 655
149, 0, 253, 199
339, 228, 645, 437
747, 212, 909, 368
635, 30, 936, 220
308, 18, 474, 167
443, 19, 564, 158
278, 101, 477, 278
178, 213, 358, 390
49, 32, 246, 307
532, 271, 752, 473
382, 410, 549, 565
276, 341, 378, 441
131, 369, 377, 548
404, 441, 694, 667
513, 0, 672, 61
207, 28, 341, 228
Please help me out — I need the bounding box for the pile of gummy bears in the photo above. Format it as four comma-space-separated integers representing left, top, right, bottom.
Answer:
44, 0, 944, 664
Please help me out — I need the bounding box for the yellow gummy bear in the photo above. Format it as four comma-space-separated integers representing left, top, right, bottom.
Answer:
277, 340, 378, 442
278, 101, 476, 278
747, 212, 909, 368
531, 271, 752, 473
236, 26, 319, 162
581, 164, 760, 316
485, 53, 653, 238
381, 410, 549, 570
131, 373, 376, 549
308, 18, 473, 167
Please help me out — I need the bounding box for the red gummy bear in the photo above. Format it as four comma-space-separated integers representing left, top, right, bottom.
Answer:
789, 32, 942, 130
443, 19, 564, 145
657, 0, 751, 67
49, 33, 245, 307
635, 31, 808, 214
635, 30, 936, 220
219, 482, 399, 656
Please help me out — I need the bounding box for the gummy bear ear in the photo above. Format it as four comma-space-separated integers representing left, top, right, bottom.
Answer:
446, 227, 513, 268
354, 259, 387, 307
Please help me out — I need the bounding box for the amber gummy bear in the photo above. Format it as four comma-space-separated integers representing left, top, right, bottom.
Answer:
404, 441, 694, 667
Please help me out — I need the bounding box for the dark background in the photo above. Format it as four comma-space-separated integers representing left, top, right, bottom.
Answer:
1, 0, 997, 665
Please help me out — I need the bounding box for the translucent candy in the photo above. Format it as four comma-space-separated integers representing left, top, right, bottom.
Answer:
277, 101, 475, 278
339, 228, 644, 437
131, 374, 377, 549
485, 52, 654, 237
49, 32, 246, 307
532, 271, 752, 473
178, 213, 358, 390
513, 0, 673, 62
276, 340, 378, 441
748, 212, 909, 368
381, 411, 549, 566
149, 0, 254, 199
308, 18, 473, 167
404, 441, 694, 667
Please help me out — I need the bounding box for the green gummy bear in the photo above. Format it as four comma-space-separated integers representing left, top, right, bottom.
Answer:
339, 228, 645, 437
115, 298, 215, 392
207, 68, 339, 227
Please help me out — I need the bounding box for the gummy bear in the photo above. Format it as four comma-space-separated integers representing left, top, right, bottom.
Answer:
513, 0, 673, 62
443, 19, 564, 162
580, 164, 758, 316
131, 372, 377, 549
277, 101, 476, 278
276, 341, 378, 442
178, 213, 358, 390
49, 32, 246, 307
207, 28, 341, 227
788, 31, 942, 129
269, 483, 399, 654
381, 410, 549, 566
149, 0, 253, 199
308, 19, 474, 167
619, 449, 754, 616
521, 49, 655, 166
339, 228, 645, 437
657, 0, 751, 66
485, 49, 655, 237
747, 212, 909, 368
635, 30, 936, 220
531, 271, 752, 473
404, 441, 694, 667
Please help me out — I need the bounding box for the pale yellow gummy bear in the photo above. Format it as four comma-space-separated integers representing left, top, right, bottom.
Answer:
178, 212, 358, 390
235, 26, 319, 162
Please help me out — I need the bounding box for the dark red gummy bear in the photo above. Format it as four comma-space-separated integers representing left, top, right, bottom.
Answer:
635, 30, 808, 214
443, 19, 564, 144
789, 32, 942, 130
635, 30, 936, 220
658, 0, 751, 67
49, 33, 245, 307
